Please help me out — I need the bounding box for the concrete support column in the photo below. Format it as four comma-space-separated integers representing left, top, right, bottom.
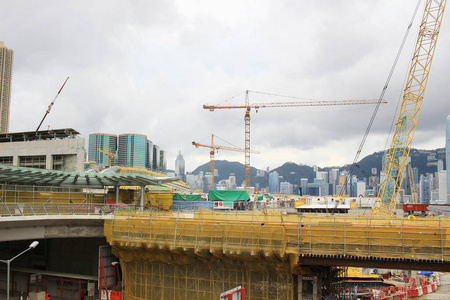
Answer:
116, 186, 120, 204
46, 154, 52, 169
13, 155, 19, 166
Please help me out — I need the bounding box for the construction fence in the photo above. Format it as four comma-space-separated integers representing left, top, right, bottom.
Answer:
104, 209, 450, 299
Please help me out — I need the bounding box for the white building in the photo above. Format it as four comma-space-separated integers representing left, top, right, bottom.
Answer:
0, 129, 85, 172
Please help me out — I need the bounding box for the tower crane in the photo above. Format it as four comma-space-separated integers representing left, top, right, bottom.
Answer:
408, 163, 418, 204
372, 0, 446, 217
98, 148, 117, 167
204, 91, 386, 188
192, 134, 260, 190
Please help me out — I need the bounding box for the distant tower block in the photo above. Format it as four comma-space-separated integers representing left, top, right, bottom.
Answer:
175, 150, 186, 182
0, 41, 13, 133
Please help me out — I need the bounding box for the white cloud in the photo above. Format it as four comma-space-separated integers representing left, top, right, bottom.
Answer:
1, 0, 448, 173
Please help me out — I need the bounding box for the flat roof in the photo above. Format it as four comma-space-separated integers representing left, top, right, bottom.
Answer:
0, 128, 80, 143
0, 165, 174, 187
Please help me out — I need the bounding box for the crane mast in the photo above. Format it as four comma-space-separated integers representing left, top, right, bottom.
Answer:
372, 0, 446, 217
204, 94, 385, 188
192, 134, 259, 190
408, 163, 418, 204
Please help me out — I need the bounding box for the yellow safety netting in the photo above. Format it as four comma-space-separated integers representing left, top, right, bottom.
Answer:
104, 210, 450, 299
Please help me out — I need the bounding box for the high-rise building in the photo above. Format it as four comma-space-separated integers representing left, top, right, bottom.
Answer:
159, 150, 167, 173
118, 134, 148, 169
420, 173, 434, 204
0, 41, 13, 133
269, 171, 280, 194
438, 170, 447, 202
356, 181, 366, 197
280, 181, 293, 194
316, 171, 328, 182
446, 115, 450, 203
437, 159, 444, 172
146, 140, 154, 170
152, 145, 160, 171
300, 178, 308, 195
175, 150, 185, 181
88, 133, 118, 166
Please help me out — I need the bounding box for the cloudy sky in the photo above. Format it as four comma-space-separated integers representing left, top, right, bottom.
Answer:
1, 0, 449, 172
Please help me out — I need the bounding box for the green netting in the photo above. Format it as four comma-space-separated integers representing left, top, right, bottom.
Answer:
208, 190, 250, 201
173, 193, 201, 201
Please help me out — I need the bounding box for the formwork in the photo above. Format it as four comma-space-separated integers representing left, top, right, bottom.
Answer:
104, 209, 450, 299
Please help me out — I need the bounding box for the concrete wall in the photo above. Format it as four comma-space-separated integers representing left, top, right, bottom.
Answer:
0, 137, 85, 172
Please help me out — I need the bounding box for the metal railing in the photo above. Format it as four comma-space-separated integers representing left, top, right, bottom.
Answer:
0, 202, 134, 217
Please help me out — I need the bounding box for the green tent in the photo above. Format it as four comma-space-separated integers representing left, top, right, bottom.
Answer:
173, 193, 201, 201
208, 190, 250, 201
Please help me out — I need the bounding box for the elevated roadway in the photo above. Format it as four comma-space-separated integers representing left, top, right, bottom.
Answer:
0, 214, 112, 242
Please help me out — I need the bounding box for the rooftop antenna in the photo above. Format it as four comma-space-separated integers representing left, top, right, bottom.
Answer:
36, 77, 69, 133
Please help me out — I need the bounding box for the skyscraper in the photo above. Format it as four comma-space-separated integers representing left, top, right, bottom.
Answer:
152, 145, 160, 171
118, 134, 148, 169
88, 133, 118, 166
419, 173, 434, 204
160, 150, 167, 173
175, 150, 185, 182
0, 41, 13, 133
269, 171, 279, 194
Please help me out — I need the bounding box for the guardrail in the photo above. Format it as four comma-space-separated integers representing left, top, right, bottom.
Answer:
0, 202, 134, 217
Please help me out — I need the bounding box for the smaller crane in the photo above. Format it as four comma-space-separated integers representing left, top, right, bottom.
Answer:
98, 148, 117, 167
36, 77, 70, 132
192, 134, 259, 190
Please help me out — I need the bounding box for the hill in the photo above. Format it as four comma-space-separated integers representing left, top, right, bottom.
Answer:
191, 148, 446, 188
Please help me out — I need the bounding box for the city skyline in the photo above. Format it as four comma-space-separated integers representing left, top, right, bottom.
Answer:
1, 1, 449, 171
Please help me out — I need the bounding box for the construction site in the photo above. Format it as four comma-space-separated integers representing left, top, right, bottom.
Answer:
103, 1, 450, 299
0, 0, 449, 299
103, 209, 449, 299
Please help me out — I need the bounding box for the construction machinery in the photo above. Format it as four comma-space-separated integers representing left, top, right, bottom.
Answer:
36, 77, 69, 132
98, 148, 117, 167
408, 164, 418, 204
192, 134, 259, 189
204, 92, 386, 188
372, 0, 446, 217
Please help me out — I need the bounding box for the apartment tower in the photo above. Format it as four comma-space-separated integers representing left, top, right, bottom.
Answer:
0, 41, 13, 133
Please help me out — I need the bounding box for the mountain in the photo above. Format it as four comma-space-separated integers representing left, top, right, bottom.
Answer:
191, 160, 259, 187
190, 148, 446, 188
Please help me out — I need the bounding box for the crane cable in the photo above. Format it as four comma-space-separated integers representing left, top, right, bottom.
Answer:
340, 0, 422, 198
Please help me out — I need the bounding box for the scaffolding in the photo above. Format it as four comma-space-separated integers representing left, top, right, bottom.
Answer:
104, 210, 450, 299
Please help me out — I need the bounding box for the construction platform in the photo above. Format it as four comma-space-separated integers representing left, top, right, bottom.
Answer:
104, 209, 450, 300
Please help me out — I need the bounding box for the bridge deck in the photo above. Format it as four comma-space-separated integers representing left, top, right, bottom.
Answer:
104, 210, 450, 300
105, 209, 450, 263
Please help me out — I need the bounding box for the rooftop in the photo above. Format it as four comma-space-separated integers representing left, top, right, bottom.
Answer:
0, 128, 80, 143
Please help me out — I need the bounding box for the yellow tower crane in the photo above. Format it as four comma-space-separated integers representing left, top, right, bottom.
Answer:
204, 92, 386, 188
372, 0, 446, 217
408, 164, 418, 204
98, 148, 117, 167
192, 134, 260, 190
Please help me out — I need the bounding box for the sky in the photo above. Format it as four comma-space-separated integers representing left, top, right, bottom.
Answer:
1, 0, 449, 173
